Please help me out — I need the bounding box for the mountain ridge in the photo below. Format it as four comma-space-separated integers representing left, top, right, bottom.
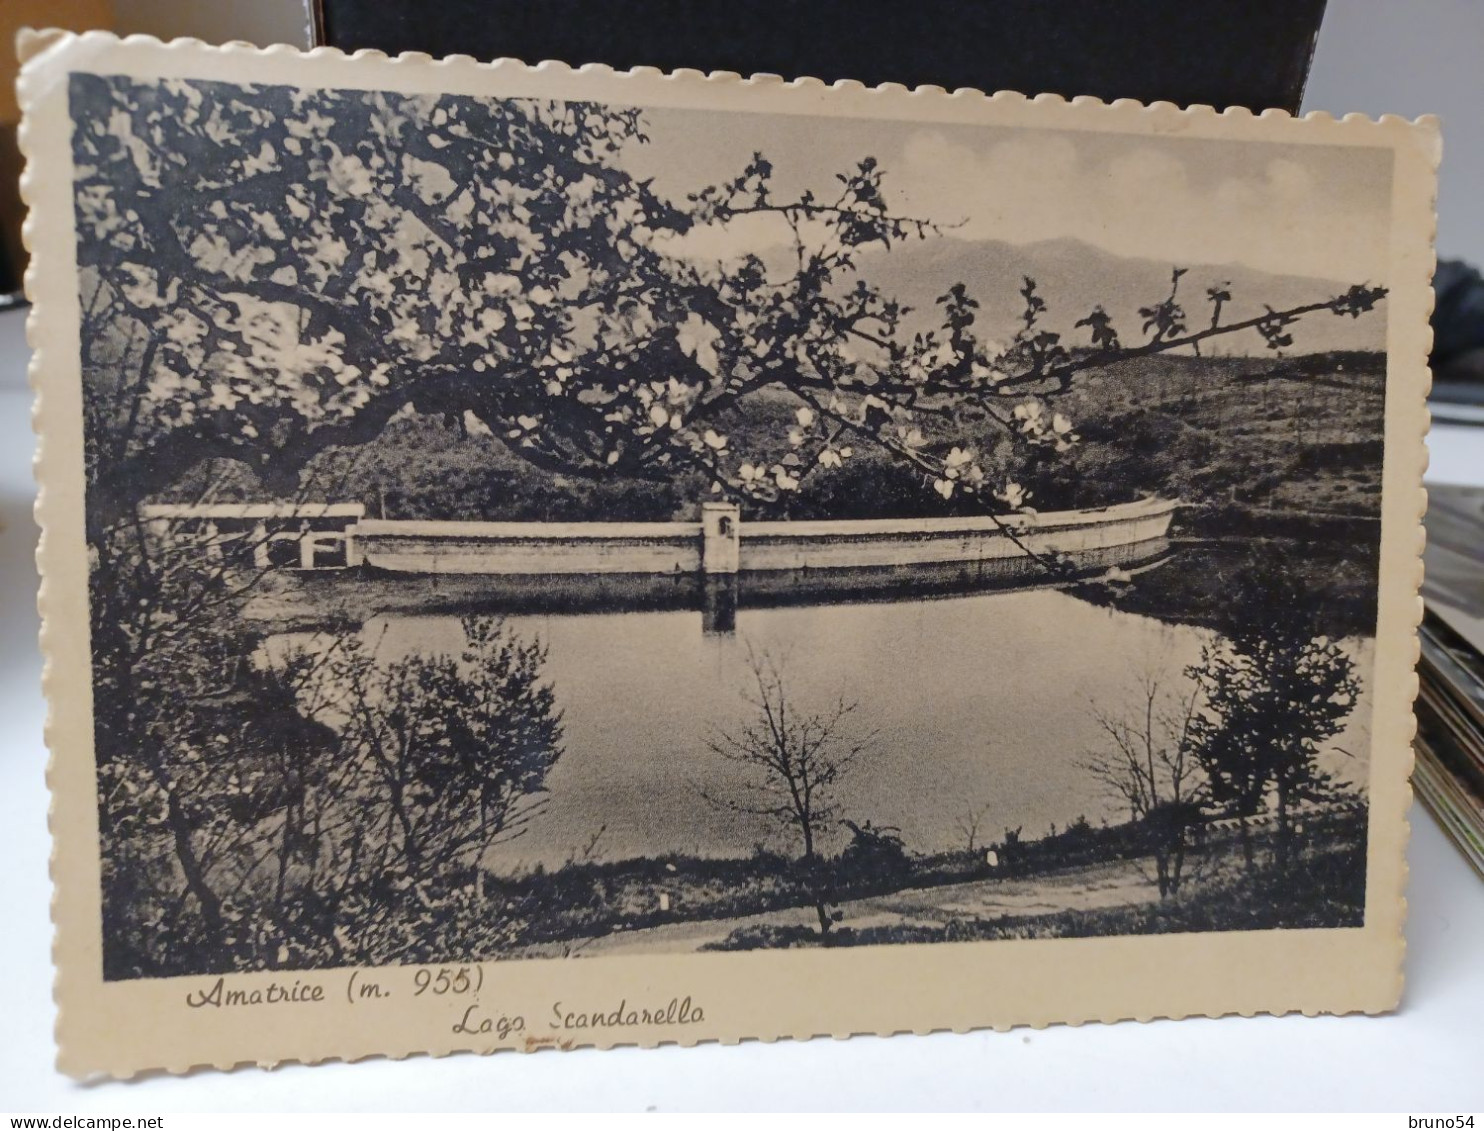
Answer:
850, 234, 1387, 356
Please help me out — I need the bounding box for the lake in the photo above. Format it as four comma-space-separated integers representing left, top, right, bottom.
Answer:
272, 562, 1375, 870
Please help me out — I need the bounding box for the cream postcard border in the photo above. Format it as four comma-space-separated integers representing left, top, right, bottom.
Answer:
17, 29, 1438, 1078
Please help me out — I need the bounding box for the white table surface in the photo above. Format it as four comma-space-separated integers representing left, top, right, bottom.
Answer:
0, 305, 1480, 1112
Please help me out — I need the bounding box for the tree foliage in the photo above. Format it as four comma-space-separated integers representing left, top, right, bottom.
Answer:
303, 616, 564, 879
1186, 555, 1361, 868
95, 527, 566, 977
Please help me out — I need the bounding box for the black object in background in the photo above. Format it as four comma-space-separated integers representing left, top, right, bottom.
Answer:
314, 0, 1326, 113
1432, 260, 1484, 402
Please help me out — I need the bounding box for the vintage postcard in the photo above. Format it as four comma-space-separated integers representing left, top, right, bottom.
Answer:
19, 31, 1434, 1076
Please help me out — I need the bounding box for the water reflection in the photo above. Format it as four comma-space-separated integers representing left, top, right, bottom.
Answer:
271, 542, 1373, 870
284, 537, 1174, 634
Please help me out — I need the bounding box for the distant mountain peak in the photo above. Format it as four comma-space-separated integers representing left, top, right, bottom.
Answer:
852, 235, 1384, 357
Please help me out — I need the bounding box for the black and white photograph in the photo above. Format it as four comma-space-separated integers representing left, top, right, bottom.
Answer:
18, 33, 1436, 1073
66, 68, 1402, 979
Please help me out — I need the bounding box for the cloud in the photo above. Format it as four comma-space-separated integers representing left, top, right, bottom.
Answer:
897, 132, 1080, 246
889, 128, 1389, 281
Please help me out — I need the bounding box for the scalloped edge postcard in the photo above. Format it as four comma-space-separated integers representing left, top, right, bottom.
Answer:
18, 29, 1434, 1077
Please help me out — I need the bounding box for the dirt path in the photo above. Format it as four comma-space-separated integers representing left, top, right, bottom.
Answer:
570, 856, 1165, 957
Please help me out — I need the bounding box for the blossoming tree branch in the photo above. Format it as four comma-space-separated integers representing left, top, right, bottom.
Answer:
73, 76, 1386, 537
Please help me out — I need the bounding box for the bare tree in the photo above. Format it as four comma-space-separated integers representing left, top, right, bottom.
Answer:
1079, 667, 1206, 898
703, 646, 876, 939
955, 801, 994, 855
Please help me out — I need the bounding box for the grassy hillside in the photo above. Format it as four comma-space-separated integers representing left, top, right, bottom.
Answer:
276, 349, 1385, 532
1016, 349, 1387, 522
167, 347, 1386, 537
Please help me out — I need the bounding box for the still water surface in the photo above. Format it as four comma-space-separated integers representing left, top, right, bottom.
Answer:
287, 581, 1374, 870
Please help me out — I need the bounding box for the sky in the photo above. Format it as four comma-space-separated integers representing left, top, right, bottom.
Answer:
618, 103, 1395, 284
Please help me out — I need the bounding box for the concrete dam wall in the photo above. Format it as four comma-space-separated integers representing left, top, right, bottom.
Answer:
352, 519, 705, 575
350, 497, 1179, 576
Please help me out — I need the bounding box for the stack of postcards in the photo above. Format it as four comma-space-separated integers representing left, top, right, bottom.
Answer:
1418, 484, 1484, 877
